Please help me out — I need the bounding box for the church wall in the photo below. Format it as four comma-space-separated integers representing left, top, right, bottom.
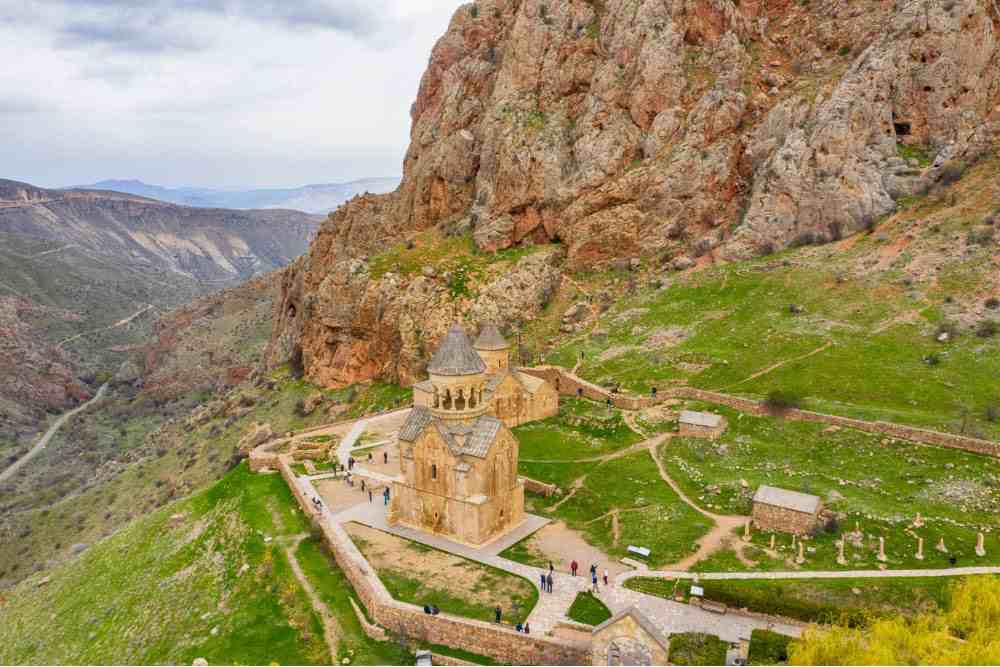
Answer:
591, 616, 669, 666
478, 348, 509, 373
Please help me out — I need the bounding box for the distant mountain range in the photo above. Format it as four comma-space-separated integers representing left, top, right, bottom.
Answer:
73, 177, 401, 214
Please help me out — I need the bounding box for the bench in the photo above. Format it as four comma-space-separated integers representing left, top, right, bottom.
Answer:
627, 545, 651, 558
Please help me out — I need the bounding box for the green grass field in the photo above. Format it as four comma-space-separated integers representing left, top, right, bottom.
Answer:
658, 401, 1000, 571
669, 632, 729, 665
512, 397, 643, 461
526, 450, 713, 568
566, 591, 612, 625
541, 239, 1000, 441
0, 464, 329, 665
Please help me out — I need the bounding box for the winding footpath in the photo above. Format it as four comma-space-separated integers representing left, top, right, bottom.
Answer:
0, 383, 109, 484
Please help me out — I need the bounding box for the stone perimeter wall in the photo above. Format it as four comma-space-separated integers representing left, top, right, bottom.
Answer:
675, 388, 1000, 458
522, 366, 1000, 458
275, 458, 589, 665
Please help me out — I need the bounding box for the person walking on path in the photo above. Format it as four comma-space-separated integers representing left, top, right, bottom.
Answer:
348, 456, 355, 471
591, 571, 599, 593
539, 572, 547, 592
590, 563, 597, 577
368, 452, 373, 464
571, 560, 578, 576
546, 573, 553, 593
383, 487, 390, 505
524, 622, 530, 634
361, 479, 366, 493
548, 561, 554, 574
603, 569, 609, 586
494, 606, 502, 624
368, 490, 373, 503
383, 451, 389, 465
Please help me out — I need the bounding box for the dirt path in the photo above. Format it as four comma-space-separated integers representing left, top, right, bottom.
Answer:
56, 303, 156, 349
285, 535, 341, 661
520, 439, 651, 465
722, 340, 833, 389
646, 439, 750, 571
0, 383, 109, 484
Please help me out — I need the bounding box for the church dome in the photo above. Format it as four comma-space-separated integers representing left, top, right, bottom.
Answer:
427, 324, 487, 376
473, 324, 510, 351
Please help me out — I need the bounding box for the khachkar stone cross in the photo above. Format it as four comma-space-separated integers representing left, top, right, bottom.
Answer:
795, 541, 805, 565
915, 537, 924, 561
976, 532, 986, 557
876, 536, 887, 563
836, 539, 847, 566
743, 521, 751, 542
936, 537, 948, 553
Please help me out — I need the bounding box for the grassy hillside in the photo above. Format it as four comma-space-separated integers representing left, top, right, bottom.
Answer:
0, 464, 328, 665
535, 155, 1000, 440
0, 367, 401, 588
0, 462, 416, 665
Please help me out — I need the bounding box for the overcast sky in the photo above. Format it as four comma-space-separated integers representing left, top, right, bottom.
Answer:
0, 0, 464, 188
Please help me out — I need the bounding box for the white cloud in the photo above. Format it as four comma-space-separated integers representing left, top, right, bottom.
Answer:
0, 0, 466, 188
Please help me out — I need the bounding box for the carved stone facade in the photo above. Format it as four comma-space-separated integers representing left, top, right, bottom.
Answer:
413, 324, 558, 428
591, 608, 670, 666
389, 324, 534, 546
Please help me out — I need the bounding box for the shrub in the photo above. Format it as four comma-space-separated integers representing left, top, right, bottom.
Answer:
937, 160, 967, 186
986, 298, 1000, 310
764, 389, 802, 414
976, 320, 997, 338
968, 227, 994, 245
985, 404, 1000, 424
838, 45, 852, 56
469, 4, 479, 18
750, 629, 792, 665
923, 352, 941, 366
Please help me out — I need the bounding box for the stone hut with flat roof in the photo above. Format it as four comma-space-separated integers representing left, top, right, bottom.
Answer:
389, 324, 528, 546
591, 607, 670, 666
678, 410, 727, 439
752, 485, 823, 535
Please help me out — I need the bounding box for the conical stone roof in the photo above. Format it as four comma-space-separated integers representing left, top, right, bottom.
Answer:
427, 324, 487, 376
473, 324, 510, 351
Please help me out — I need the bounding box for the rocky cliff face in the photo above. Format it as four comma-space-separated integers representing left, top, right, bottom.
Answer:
271, 0, 1000, 389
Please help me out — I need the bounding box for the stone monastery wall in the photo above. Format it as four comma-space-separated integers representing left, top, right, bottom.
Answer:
522, 366, 1000, 458
277, 458, 589, 665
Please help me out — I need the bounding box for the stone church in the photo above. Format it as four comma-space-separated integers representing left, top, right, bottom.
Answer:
388, 324, 555, 546
412, 324, 558, 427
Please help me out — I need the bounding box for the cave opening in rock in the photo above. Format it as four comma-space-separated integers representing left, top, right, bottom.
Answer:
894, 121, 912, 136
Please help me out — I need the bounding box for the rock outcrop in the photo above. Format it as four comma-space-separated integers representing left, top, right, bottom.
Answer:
270, 0, 1000, 389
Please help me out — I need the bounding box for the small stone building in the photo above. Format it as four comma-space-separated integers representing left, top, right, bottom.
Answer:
389, 324, 526, 546
591, 607, 670, 666
752, 485, 822, 535
678, 410, 727, 439
413, 324, 558, 428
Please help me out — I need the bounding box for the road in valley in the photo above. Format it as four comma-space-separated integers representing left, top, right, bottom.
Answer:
0, 383, 109, 484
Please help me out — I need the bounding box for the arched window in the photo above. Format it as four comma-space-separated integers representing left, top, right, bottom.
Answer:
431, 464, 437, 480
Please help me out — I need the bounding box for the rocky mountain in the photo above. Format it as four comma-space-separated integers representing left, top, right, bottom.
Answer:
0, 178, 320, 468
268, 0, 1000, 390
78, 177, 401, 215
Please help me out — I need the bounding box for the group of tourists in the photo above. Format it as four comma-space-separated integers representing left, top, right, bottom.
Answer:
569, 560, 608, 592
492, 606, 530, 634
